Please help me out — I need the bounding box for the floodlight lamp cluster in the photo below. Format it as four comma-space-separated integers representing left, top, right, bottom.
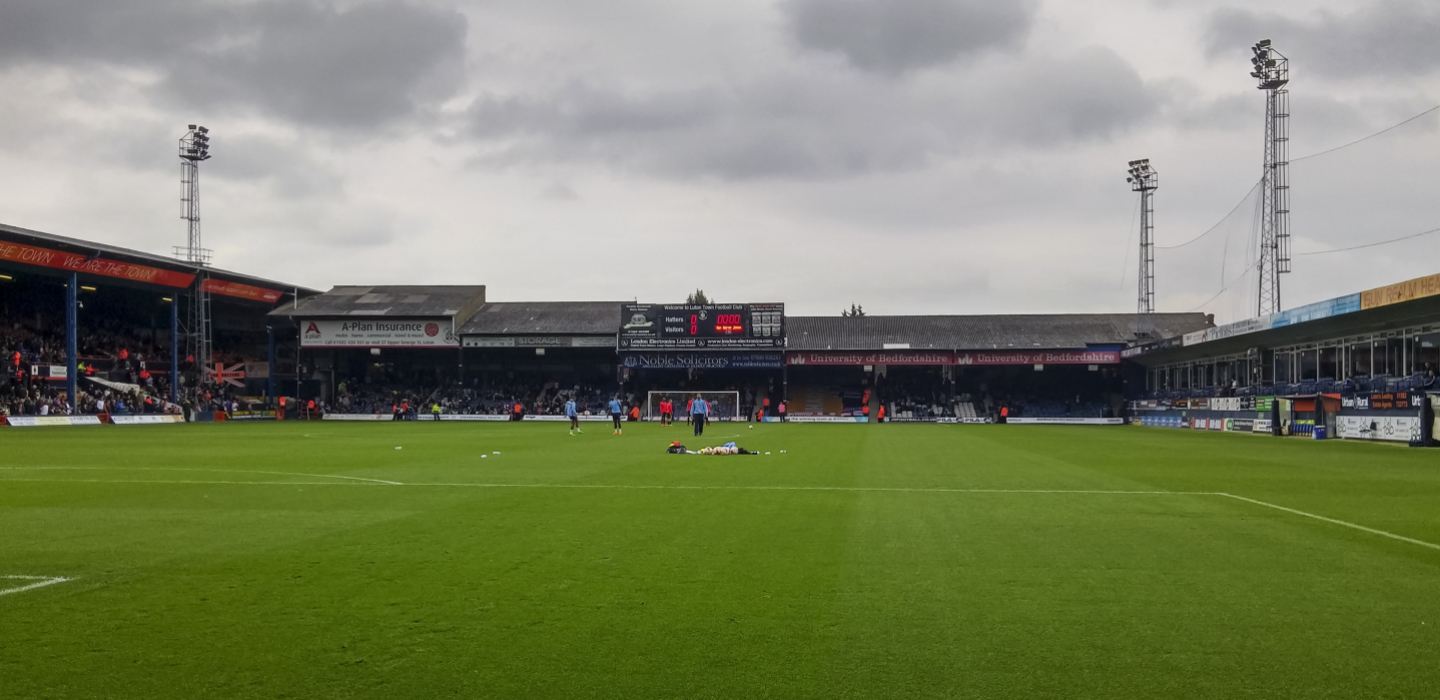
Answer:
1126, 159, 1157, 191
1249, 39, 1288, 90
180, 124, 212, 161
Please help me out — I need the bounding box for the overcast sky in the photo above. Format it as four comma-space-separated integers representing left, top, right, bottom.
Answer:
1, 0, 1436, 321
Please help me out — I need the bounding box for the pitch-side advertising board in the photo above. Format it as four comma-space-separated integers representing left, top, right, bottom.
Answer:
110, 415, 184, 425
5, 416, 103, 427
1336, 415, 1418, 442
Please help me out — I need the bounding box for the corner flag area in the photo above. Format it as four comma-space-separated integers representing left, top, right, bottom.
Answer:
3, 422, 1438, 698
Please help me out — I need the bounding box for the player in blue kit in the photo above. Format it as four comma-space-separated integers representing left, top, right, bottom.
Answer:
609, 396, 624, 435
565, 398, 581, 436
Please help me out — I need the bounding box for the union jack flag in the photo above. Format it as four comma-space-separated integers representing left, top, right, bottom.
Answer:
209, 362, 246, 387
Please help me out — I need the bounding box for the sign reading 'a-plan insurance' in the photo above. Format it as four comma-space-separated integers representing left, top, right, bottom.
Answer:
301, 319, 458, 347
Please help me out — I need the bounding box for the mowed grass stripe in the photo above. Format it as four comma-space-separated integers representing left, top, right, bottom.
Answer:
2, 422, 1439, 699
7, 472, 1440, 552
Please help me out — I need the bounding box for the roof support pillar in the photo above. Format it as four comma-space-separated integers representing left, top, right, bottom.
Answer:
170, 295, 179, 403
266, 324, 276, 407
65, 272, 77, 411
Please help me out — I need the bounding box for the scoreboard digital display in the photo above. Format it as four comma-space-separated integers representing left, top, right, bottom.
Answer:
619, 303, 785, 349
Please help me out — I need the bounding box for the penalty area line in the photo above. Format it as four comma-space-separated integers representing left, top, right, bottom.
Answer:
0, 576, 74, 597
1216, 492, 1440, 552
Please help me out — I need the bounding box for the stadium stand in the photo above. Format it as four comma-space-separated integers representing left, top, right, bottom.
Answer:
786, 313, 1209, 351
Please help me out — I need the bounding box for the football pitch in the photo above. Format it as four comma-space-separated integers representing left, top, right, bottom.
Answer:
3, 422, 1439, 699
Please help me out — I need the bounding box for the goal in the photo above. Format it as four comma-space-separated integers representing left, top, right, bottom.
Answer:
645, 391, 742, 422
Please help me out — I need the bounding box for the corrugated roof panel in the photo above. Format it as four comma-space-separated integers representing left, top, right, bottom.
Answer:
270, 285, 486, 320
458, 301, 626, 336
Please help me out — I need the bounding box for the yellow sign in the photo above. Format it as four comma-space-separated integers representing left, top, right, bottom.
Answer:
1360, 272, 1440, 310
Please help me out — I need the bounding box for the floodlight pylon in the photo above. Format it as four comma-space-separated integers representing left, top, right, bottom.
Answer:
176, 126, 214, 378
1127, 159, 1158, 316
1251, 41, 1290, 316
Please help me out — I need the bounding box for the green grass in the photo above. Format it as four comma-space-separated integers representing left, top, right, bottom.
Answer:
2, 422, 1439, 699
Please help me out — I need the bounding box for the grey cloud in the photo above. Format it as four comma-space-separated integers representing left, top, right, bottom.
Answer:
541, 182, 579, 201
1168, 91, 1256, 132
0, 0, 211, 64
320, 221, 397, 248
781, 0, 1037, 73
465, 47, 1159, 180
210, 135, 347, 200
0, 0, 467, 129
1205, 0, 1440, 80
984, 48, 1159, 145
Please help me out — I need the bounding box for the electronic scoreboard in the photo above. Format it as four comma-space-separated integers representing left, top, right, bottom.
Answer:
619, 303, 785, 349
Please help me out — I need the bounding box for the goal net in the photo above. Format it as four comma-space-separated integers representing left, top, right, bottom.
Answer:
645, 391, 742, 422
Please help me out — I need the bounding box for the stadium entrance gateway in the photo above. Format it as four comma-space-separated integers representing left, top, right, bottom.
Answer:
618, 303, 786, 421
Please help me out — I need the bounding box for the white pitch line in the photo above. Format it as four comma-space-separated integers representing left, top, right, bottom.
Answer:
0, 576, 74, 597
289, 472, 403, 485
408, 483, 1205, 495
0, 479, 376, 486
0, 466, 401, 486
1216, 492, 1440, 552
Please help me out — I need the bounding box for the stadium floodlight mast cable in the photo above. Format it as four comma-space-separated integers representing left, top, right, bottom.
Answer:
1250, 39, 1290, 317
1126, 159, 1158, 316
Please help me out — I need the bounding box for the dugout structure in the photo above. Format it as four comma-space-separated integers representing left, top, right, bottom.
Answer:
646, 391, 741, 421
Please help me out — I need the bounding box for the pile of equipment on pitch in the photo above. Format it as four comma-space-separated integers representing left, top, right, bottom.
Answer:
666, 441, 757, 455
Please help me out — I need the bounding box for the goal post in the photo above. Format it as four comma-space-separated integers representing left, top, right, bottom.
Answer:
645, 391, 743, 421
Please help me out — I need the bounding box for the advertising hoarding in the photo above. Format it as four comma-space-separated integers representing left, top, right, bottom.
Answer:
301, 319, 458, 348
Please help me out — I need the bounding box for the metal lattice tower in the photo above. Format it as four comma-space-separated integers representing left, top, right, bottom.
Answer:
176, 125, 213, 376
1127, 159, 1158, 315
1250, 40, 1290, 316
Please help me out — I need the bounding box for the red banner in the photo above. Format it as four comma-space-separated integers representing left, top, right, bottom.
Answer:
955, 350, 1119, 365
0, 240, 195, 288
787, 351, 955, 366
786, 350, 1121, 366
202, 278, 283, 303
